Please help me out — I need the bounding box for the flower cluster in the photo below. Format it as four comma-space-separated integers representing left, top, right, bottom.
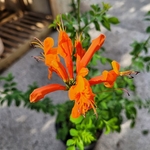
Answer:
30, 27, 138, 118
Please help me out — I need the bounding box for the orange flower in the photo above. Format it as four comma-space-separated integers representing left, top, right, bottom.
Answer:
30, 84, 66, 103
31, 37, 69, 82
58, 29, 74, 79
77, 34, 106, 72
69, 68, 97, 118
89, 60, 138, 88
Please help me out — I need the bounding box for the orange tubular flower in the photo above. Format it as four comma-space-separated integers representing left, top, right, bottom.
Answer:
30, 84, 66, 103
44, 37, 69, 82
58, 30, 74, 80
32, 37, 69, 82
69, 68, 97, 118
77, 34, 106, 72
89, 60, 138, 88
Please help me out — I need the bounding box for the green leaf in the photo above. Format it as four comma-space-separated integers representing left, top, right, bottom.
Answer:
145, 11, 150, 16
142, 130, 149, 135
66, 146, 76, 150
89, 10, 95, 16
100, 102, 108, 109
101, 17, 111, 31
146, 64, 150, 71
108, 17, 120, 24
130, 41, 144, 56
91, 4, 100, 12
125, 104, 137, 120
6, 95, 12, 106
105, 125, 111, 134
15, 99, 21, 107
93, 20, 100, 31
130, 120, 136, 128
70, 128, 78, 136
70, 115, 83, 124
66, 139, 75, 146
82, 15, 88, 25
146, 26, 150, 33
143, 56, 150, 62
100, 57, 107, 64
76, 139, 84, 150
48, 24, 56, 29
107, 118, 118, 126
5, 73, 14, 81
79, 130, 95, 145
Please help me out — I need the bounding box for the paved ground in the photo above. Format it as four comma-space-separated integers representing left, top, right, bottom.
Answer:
0, 0, 150, 150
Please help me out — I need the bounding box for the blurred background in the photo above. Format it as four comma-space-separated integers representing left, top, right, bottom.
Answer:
0, 0, 150, 150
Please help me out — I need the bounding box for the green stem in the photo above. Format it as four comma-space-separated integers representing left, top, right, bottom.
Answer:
71, 0, 76, 14
77, 0, 81, 33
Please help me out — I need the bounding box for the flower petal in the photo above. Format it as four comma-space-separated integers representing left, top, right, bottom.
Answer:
44, 37, 54, 54
89, 72, 107, 86
47, 61, 69, 82
30, 84, 66, 103
78, 34, 105, 71
78, 67, 89, 77
58, 30, 74, 79
75, 39, 86, 72
71, 102, 81, 118
112, 60, 120, 75
103, 70, 118, 88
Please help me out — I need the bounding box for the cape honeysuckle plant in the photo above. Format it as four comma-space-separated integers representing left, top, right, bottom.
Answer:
1, 1, 147, 150
29, 1, 141, 150
29, 18, 139, 149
